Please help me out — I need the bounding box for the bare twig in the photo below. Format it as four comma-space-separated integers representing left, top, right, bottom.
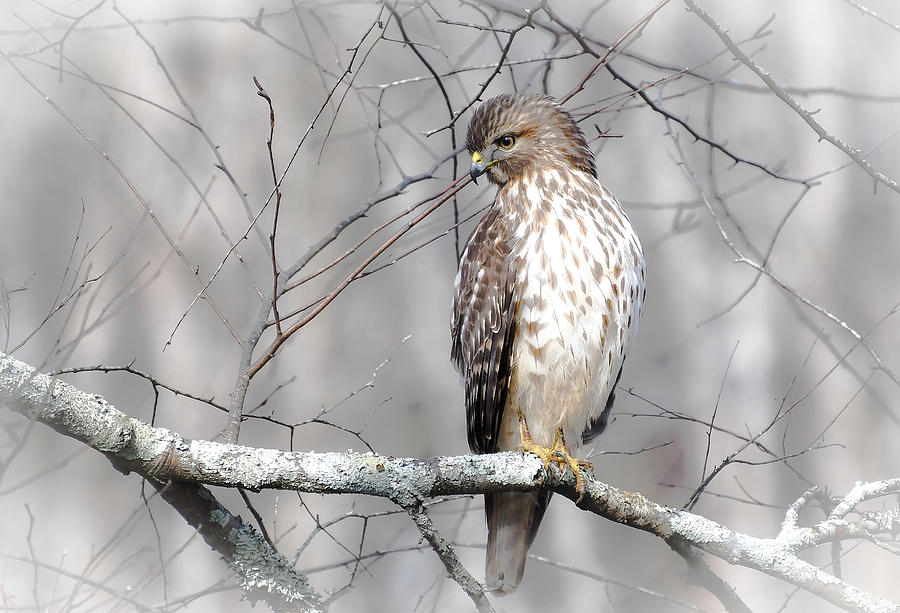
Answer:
254, 76, 285, 337
553, 0, 671, 105
686, 341, 739, 511
423, 5, 541, 135
402, 503, 494, 613
538, 1, 808, 186
1, 52, 240, 346
684, 0, 900, 194
247, 175, 470, 378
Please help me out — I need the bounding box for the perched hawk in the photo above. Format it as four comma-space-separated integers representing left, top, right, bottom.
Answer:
451, 94, 645, 593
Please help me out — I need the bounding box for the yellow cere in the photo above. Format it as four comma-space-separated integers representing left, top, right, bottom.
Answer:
472, 151, 484, 164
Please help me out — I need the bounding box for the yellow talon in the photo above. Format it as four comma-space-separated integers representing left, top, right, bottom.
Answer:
517, 412, 594, 502
517, 412, 556, 470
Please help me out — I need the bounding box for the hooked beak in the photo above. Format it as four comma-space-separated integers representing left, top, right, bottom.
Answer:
470, 150, 488, 184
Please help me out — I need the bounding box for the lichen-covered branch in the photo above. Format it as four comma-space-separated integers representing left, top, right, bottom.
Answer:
152, 478, 323, 613
0, 351, 323, 612
1, 351, 897, 613
403, 503, 494, 613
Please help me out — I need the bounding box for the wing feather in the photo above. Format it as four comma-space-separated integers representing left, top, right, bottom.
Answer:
451, 207, 516, 454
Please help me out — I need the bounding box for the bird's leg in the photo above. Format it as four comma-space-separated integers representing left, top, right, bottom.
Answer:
517, 412, 594, 499
516, 409, 557, 471
550, 427, 594, 502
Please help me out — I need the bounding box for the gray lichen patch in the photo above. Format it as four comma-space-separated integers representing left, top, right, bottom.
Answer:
223, 515, 324, 612
669, 510, 733, 546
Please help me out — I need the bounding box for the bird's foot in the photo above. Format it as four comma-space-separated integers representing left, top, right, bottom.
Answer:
550, 427, 594, 502
517, 410, 558, 470
517, 413, 594, 502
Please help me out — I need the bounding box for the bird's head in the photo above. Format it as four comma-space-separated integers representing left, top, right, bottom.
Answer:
465, 93, 596, 185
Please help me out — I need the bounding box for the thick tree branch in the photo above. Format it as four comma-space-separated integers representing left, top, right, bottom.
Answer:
0, 352, 323, 612
668, 538, 753, 613
1, 351, 897, 613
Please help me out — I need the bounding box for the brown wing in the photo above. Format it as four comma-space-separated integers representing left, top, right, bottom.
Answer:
450, 207, 517, 454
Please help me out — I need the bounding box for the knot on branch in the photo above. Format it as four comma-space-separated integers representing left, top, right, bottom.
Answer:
90, 411, 135, 454
381, 456, 440, 507
145, 440, 183, 481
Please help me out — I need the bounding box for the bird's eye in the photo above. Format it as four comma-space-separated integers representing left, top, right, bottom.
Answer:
496, 134, 516, 149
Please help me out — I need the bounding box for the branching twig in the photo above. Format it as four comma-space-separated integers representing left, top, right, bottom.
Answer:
254, 76, 285, 337
683, 0, 900, 194
247, 175, 470, 378
1, 52, 240, 346
538, 0, 808, 186
423, 5, 541, 135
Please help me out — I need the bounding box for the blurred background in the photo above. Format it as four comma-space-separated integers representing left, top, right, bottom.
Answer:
2, 1, 900, 611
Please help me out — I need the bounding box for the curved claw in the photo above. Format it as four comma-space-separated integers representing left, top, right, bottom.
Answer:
516, 412, 594, 502
550, 428, 593, 502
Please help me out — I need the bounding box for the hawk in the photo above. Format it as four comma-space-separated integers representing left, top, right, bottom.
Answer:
451, 94, 645, 593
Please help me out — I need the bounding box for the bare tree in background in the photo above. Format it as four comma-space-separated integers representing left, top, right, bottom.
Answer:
2, 1, 900, 612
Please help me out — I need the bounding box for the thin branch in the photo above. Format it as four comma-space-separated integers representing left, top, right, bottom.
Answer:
281, 171, 464, 296
529, 552, 714, 612
840, 0, 900, 33
538, 1, 808, 186
114, 6, 267, 254
686, 341, 740, 511
247, 176, 470, 378
403, 503, 494, 613
385, 1, 466, 259
422, 5, 541, 135
1, 52, 240, 346
254, 76, 285, 338
554, 0, 671, 105
684, 0, 900, 194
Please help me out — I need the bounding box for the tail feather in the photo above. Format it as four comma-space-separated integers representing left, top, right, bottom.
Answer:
484, 490, 552, 593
